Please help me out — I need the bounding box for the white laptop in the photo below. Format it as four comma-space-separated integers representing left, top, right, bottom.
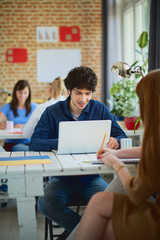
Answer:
57, 120, 111, 155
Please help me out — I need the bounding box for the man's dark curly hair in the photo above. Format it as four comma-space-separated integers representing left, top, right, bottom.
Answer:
64, 66, 97, 92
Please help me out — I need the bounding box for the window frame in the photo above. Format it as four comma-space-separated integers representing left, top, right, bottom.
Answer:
120, 0, 150, 66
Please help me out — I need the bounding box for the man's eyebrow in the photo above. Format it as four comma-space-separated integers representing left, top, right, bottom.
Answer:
75, 89, 92, 92
74, 90, 82, 93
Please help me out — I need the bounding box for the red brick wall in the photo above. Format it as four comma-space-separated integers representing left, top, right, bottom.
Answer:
0, 0, 102, 102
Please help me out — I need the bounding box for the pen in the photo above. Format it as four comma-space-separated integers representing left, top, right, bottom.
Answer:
98, 131, 107, 157
82, 160, 104, 164
82, 161, 92, 163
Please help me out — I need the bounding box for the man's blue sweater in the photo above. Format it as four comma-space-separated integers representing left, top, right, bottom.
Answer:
29, 97, 126, 151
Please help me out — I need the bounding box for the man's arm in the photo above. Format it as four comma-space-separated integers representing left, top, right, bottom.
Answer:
110, 118, 127, 144
103, 107, 127, 149
29, 137, 58, 151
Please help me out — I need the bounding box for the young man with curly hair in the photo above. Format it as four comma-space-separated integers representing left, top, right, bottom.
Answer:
30, 66, 126, 239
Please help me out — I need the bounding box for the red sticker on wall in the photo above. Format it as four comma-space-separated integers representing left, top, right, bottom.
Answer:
59, 26, 80, 42
6, 48, 28, 63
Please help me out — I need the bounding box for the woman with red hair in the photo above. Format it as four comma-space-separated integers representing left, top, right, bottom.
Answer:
74, 70, 160, 240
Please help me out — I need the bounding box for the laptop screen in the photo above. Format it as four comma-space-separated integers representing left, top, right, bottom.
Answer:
57, 120, 111, 155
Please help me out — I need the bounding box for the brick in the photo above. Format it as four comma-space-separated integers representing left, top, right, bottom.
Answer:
0, 0, 102, 101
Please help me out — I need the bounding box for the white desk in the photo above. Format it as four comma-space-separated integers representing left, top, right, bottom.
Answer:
0, 151, 138, 240
0, 129, 24, 139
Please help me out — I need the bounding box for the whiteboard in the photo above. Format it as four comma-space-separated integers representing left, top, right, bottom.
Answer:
37, 49, 81, 82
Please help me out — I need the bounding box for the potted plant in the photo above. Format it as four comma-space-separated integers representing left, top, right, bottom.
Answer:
108, 31, 149, 130
109, 77, 140, 129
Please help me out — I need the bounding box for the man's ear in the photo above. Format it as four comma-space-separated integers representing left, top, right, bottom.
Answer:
67, 89, 71, 95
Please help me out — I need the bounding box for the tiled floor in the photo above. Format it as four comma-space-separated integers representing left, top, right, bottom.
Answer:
0, 174, 112, 240
0, 198, 45, 240
0, 197, 85, 240
0, 197, 75, 240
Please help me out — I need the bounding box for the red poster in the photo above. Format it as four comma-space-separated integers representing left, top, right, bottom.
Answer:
6, 48, 28, 63
59, 26, 80, 42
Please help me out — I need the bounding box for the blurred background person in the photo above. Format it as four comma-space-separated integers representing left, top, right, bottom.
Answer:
23, 77, 66, 139
0, 80, 37, 151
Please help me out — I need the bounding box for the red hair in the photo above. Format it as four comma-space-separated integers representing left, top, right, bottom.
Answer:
136, 70, 160, 188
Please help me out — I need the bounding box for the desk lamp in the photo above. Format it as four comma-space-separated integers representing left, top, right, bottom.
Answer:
111, 61, 145, 78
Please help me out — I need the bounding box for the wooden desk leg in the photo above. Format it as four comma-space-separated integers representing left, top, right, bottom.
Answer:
17, 197, 37, 240
16, 175, 44, 240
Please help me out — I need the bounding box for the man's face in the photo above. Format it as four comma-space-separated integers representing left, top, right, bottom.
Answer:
68, 88, 92, 114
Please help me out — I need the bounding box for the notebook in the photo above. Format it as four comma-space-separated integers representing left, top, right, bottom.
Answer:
90, 158, 140, 164
57, 120, 111, 155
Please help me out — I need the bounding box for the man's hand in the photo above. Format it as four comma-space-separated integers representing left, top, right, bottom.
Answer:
107, 137, 119, 149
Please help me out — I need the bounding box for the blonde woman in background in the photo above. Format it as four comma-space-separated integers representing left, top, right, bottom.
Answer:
22, 77, 66, 139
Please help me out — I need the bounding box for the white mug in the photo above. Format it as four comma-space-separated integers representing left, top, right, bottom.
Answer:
6, 121, 14, 131
120, 138, 132, 149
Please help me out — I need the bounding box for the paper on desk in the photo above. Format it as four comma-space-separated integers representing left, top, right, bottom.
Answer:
73, 153, 104, 164
0, 155, 52, 166
6, 128, 23, 134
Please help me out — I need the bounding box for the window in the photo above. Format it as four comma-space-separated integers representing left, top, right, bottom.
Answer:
122, 0, 150, 66
123, 7, 134, 65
